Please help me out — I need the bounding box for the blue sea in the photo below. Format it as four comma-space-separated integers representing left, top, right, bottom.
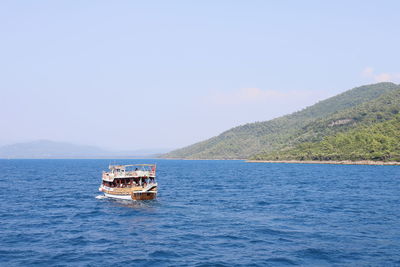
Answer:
0, 159, 399, 266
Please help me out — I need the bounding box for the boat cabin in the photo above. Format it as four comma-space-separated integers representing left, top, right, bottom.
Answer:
102, 164, 156, 189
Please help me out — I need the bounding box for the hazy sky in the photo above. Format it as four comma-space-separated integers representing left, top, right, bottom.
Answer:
1, 1, 399, 150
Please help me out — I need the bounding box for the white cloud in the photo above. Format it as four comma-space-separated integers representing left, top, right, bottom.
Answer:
362, 67, 374, 77
362, 67, 400, 83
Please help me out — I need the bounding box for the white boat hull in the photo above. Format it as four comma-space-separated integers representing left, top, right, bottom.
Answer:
103, 192, 133, 200
103, 192, 157, 201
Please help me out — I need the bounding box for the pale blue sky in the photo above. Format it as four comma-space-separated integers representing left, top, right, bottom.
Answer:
1, 1, 399, 150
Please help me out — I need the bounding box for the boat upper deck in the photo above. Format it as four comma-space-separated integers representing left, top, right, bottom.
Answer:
102, 164, 156, 182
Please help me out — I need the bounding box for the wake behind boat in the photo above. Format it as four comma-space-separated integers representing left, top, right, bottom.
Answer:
99, 164, 157, 200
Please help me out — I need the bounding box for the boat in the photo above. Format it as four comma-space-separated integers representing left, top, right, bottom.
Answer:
99, 164, 157, 200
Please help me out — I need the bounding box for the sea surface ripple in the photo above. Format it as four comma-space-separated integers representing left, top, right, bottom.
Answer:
0, 159, 399, 266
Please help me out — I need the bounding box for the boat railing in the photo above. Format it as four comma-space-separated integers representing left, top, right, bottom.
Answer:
101, 181, 157, 191
143, 183, 158, 192
101, 185, 114, 191
103, 170, 156, 178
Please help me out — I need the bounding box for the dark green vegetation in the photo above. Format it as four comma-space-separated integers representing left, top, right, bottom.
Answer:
164, 82, 400, 161
253, 115, 400, 161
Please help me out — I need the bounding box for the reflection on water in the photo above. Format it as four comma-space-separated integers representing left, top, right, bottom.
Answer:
96, 194, 160, 210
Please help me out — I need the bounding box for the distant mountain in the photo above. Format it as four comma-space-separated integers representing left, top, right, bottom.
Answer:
163, 82, 400, 160
0, 140, 168, 159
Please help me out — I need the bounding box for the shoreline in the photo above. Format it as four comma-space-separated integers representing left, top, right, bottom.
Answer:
246, 160, 400, 166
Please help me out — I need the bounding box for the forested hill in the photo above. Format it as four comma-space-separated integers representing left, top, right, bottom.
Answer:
252, 115, 400, 161
163, 82, 400, 159
252, 88, 400, 161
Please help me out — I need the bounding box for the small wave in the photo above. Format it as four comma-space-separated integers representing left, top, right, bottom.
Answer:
256, 200, 270, 206
255, 227, 290, 236
297, 248, 337, 262
265, 257, 297, 265
73, 210, 100, 219
212, 234, 248, 241
148, 250, 180, 258
195, 261, 230, 267
95, 195, 107, 199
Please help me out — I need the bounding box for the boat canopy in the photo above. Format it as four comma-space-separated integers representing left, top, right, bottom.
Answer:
103, 164, 156, 181
108, 164, 156, 174
110, 164, 155, 167
109, 164, 155, 169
